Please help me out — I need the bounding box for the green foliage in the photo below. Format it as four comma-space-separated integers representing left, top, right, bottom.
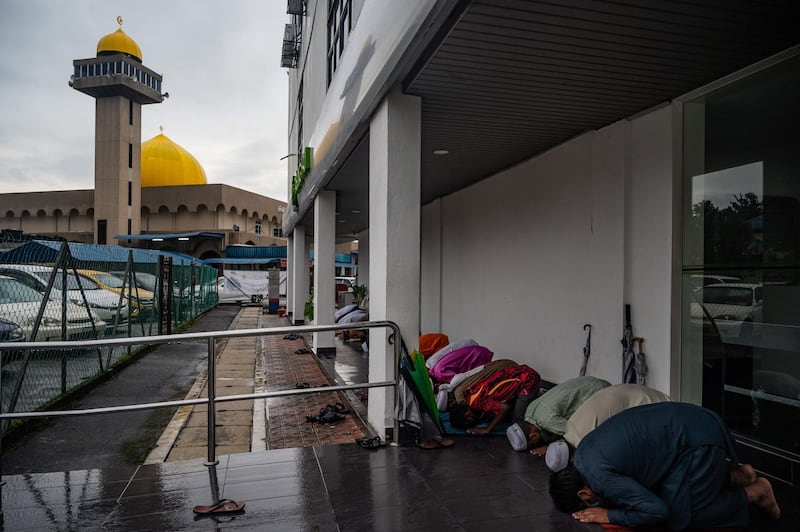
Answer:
352, 284, 368, 308
304, 289, 314, 321
291, 147, 314, 207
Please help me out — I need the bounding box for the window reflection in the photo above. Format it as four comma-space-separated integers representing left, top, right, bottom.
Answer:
682, 55, 800, 463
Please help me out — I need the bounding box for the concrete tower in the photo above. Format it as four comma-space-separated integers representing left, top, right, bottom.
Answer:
71, 17, 164, 245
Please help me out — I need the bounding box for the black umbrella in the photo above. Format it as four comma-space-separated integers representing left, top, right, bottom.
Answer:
622, 304, 636, 383
580, 324, 591, 376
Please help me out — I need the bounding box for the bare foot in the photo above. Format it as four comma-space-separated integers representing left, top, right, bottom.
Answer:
730, 463, 757, 487
745, 477, 781, 520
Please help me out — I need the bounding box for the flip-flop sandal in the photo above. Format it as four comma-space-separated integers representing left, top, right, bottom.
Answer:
192, 499, 245, 515
356, 436, 388, 450
295, 382, 310, 389
417, 438, 455, 450
283, 334, 298, 340
306, 411, 345, 423
295, 348, 311, 354
326, 402, 350, 414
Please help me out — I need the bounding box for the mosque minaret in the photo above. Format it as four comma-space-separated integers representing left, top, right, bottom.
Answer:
70, 17, 165, 245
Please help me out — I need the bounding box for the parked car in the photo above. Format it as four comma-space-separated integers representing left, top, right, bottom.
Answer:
0, 317, 25, 343
690, 282, 763, 338
688, 274, 742, 291
0, 275, 106, 341
0, 264, 129, 325
76, 269, 155, 318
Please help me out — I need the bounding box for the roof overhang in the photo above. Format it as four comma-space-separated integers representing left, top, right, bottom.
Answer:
285, 0, 800, 241
114, 231, 225, 241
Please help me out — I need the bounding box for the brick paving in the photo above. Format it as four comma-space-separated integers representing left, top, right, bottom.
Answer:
151, 306, 370, 462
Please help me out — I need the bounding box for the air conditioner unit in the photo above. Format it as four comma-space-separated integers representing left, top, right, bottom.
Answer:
287, 0, 306, 16
281, 24, 299, 68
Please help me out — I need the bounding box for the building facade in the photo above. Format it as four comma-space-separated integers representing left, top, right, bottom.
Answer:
282, 1, 800, 485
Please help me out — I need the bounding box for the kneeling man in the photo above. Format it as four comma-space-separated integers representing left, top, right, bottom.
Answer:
549, 402, 780, 530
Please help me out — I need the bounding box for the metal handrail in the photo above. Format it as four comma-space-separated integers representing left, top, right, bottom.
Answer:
0, 320, 402, 468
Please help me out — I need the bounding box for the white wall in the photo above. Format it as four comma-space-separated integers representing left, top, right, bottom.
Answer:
421, 106, 675, 393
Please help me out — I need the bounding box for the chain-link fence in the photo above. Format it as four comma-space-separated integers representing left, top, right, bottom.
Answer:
0, 236, 218, 415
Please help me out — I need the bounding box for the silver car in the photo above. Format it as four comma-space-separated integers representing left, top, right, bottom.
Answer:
0, 275, 106, 341
0, 264, 129, 325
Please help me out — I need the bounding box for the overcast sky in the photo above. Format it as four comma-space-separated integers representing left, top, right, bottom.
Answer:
0, 0, 289, 201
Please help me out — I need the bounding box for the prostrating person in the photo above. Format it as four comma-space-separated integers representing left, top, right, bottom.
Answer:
506, 376, 610, 452
543, 383, 671, 471
548, 402, 781, 530
448, 361, 540, 436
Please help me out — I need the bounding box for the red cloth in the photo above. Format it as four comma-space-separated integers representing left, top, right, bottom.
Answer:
419, 333, 450, 358
465, 364, 540, 417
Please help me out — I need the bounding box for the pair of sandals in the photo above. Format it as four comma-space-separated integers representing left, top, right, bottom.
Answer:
305, 402, 350, 423
283, 334, 299, 340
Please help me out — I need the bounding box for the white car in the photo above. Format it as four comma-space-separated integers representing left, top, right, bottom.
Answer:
0, 275, 106, 341
688, 274, 742, 291
0, 264, 129, 325
691, 282, 763, 338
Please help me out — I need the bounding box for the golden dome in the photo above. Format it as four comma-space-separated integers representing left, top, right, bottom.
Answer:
97, 25, 142, 61
141, 133, 208, 187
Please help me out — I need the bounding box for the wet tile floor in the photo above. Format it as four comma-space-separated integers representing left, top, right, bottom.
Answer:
4, 432, 798, 531
1, 437, 603, 531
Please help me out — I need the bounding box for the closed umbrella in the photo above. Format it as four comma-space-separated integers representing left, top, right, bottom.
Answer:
633, 337, 648, 386
580, 324, 591, 376
621, 304, 636, 383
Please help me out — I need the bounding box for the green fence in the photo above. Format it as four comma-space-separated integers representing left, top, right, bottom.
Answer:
0, 237, 218, 415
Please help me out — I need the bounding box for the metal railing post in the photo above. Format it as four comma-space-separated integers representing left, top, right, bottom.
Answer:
205, 336, 218, 466
392, 326, 401, 446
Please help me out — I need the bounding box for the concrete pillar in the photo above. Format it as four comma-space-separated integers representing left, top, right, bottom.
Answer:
368, 86, 421, 434
313, 190, 336, 355
290, 225, 308, 324
286, 236, 294, 319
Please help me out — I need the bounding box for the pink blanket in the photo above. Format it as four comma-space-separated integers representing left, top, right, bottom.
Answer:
430, 345, 494, 383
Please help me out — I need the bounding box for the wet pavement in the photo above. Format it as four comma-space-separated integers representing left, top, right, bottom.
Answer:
1, 305, 798, 530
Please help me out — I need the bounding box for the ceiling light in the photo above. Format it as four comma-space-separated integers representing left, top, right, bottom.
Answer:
152, 238, 164, 242
178, 237, 190, 241
433, 149, 449, 155
351, 210, 361, 214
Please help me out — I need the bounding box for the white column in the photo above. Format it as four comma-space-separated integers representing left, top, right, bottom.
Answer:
368, 86, 421, 435
290, 225, 308, 324
313, 190, 336, 353
286, 236, 294, 319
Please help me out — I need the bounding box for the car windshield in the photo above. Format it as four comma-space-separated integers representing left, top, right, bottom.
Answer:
92, 273, 125, 289
702, 287, 753, 306
33, 270, 101, 291
0, 277, 44, 303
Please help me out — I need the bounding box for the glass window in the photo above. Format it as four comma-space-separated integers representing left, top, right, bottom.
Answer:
681, 55, 800, 460
326, 0, 352, 87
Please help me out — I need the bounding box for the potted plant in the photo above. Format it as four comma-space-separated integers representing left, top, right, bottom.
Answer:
352, 284, 368, 309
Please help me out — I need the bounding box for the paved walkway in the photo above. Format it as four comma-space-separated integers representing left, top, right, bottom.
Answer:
146, 307, 371, 463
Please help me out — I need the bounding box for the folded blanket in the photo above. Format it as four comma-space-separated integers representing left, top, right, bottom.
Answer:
440, 411, 509, 435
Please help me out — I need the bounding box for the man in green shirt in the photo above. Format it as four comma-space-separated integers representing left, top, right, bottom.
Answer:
506, 375, 610, 452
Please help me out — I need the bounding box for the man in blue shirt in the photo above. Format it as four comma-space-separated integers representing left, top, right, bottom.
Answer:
548, 402, 780, 530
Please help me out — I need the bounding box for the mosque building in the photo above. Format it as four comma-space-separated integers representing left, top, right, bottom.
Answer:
0, 19, 286, 261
